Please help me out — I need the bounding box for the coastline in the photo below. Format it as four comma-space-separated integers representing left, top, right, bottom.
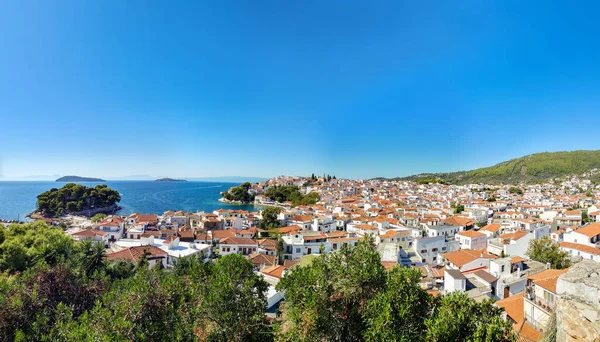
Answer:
26, 204, 122, 220
218, 197, 253, 206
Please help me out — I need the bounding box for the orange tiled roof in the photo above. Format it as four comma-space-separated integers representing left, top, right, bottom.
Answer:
495, 293, 524, 323
574, 223, 600, 238
456, 230, 485, 238
442, 249, 497, 267
560, 241, 600, 255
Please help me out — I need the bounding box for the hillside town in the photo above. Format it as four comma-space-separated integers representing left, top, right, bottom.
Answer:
36, 174, 600, 341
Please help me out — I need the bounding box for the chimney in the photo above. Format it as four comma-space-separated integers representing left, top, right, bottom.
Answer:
546, 262, 551, 269
517, 267, 521, 278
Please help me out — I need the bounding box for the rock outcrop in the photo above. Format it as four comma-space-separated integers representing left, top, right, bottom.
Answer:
555, 260, 600, 342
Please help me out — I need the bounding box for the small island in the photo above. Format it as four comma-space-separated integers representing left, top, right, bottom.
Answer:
155, 178, 187, 182
31, 183, 121, 218
56, 175, 106, 182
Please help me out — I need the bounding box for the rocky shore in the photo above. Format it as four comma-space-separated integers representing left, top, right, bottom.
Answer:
27, 204, 121, 220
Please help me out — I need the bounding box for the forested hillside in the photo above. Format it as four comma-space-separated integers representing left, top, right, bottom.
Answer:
384, 150, 600, 184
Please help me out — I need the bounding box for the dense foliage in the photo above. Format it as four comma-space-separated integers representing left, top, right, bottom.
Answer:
261, 206, 282, 229
508, 187, 523, 195
389, 150, 600, 185
1, 223, 514, 342
526, 236, 571, 269
36, 183, 121, 217
276, 238, 515, 342
222, 182, 255, 203
265, 185, 320, 206
0, 222, 272, 342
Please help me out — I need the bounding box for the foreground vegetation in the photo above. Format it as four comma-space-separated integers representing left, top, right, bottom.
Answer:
36, 183, 121, 217
0, 222, 513, 341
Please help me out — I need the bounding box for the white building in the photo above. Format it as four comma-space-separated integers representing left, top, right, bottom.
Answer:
456, 230, 487, 250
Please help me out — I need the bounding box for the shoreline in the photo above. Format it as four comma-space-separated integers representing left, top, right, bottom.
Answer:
26, 204, 122, 220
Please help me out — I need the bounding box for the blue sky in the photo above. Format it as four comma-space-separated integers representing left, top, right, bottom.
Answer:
1, 1, 599, 180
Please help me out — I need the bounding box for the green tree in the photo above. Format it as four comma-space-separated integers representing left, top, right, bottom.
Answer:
526, 236, 571, 269
363, 267, 433, 341
261, 206, 282, 229
91, 213, 107, 222
275, 235, 284, 265
508, 187, 523, 195
276, 238, 387, 341
454, 204, 465, 214
425, 292, 515, 342
78, 240, 106, 277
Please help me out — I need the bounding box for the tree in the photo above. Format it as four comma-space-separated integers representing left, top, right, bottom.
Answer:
508, 187, 523, 195
91, 213, 107, 223
526, 236, 571, 269
261, 206, 282, 229
454, 204, 465, 214
425, 292, 515, 342
363, 267, 433, 341
275, 235, 284, 265
277, 238, 387, 341
276, 238, 513, 342
78, 240, 106, 277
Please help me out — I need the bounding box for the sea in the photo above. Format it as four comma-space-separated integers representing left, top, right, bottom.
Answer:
0, 181, 256, 221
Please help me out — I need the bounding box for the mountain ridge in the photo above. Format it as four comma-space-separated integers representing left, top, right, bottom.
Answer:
377, 150, 600, 184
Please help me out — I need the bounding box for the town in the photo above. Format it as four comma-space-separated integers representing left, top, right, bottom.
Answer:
28, 173, 600, 342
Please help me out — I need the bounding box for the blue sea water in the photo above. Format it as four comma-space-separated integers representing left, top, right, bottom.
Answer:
0, 181, 256, 221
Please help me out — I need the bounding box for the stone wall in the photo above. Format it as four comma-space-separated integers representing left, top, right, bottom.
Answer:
555, 260, 600, 342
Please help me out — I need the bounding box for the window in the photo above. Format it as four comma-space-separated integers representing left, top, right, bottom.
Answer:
442, 247, 446, 251
432, 248, 438, 252
421, 249, 427, 254
501, 265, 505, 272
295, 248, 301, 253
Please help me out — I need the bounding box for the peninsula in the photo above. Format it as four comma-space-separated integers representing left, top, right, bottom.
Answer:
56, 175, 106, 182
155, 178, 187, 182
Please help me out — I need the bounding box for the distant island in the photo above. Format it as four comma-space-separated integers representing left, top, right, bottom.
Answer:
31, 183, 121, 218
155, 178, 187, 182
56, 175, 106, 182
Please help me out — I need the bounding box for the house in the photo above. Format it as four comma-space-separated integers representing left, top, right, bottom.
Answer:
489, 258, 547, 299
441, 216, 475, 231
559, 242, 600, 262
259, 265, 287, 310
424, 224, 461, 238
312, 217, 337, 233
287, 215, 313, 230
71, 229, 109, 246
487, 231, 534, 257
444, 269, 466, 293
455, 230, 487, 250
248, 253, 277, 269
218, 237, 259, 256
495, 293, 543, 342
413, 236, 448, 265
562, 223, 600, 247
523, 269, 569, 333
107, 245, 168, 268
93, 217, 126, 241
479, 223, 502, 238
281, 233, 332, 260
347, 223, 380, 236
441, 249, 497, 273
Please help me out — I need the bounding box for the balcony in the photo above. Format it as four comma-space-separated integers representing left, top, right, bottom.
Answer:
525, 287, 554, 314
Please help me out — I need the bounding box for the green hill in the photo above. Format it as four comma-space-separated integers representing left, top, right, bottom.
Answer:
390, 150, 600, 184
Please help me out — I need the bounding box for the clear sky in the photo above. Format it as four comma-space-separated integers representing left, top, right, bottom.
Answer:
1, 1, 599, 180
